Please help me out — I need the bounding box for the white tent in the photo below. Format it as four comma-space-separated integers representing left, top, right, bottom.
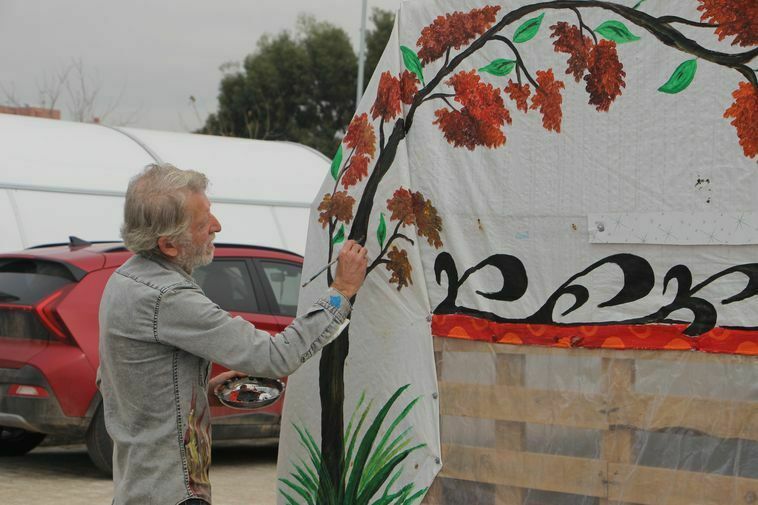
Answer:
278, 1, 758, 504
0, 113, 329, 254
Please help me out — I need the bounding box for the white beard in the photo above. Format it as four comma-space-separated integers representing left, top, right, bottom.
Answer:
176, 237, 214, 273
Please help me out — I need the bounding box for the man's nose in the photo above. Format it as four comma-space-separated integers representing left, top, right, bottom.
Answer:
210, 214, 222, 233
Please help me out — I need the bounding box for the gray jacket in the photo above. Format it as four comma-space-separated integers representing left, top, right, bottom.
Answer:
97, 254, 350, 505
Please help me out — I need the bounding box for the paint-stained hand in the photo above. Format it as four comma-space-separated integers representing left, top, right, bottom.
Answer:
330, 240, 368, 299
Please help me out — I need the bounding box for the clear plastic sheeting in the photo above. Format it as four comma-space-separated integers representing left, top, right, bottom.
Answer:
426, 338, 758, 505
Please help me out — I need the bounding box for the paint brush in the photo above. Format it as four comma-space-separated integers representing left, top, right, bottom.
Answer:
301, 258, 339, 287
300, 236, 366, 288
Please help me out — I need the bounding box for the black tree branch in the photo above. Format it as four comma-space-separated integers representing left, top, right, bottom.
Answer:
442, 96, 459, 112
572, 6, 598, 45
379, 120, 386, 154
334, 146, 356, 194
491, 35, 540, 89
367, 221, 415, 274
658, 16, 719, 28
421, 92, 456, 104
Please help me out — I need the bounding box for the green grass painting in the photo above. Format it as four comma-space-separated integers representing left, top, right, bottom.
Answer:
280, 384, 428, 505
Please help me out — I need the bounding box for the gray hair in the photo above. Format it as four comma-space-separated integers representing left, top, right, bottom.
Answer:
121, 163, 209, 255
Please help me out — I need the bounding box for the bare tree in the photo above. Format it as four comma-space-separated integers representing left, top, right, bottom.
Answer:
63, 59, 140, 125
0, 81, 25, 108
36, 65, 72, 113
1, 59, 140, 125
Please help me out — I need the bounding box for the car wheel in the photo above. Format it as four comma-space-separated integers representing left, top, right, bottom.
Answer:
85, 404, 113, 476
0, 426, 46, 456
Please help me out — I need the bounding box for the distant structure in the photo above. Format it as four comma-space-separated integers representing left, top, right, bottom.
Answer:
0, 105, 60, 119
0, 113, 329, 254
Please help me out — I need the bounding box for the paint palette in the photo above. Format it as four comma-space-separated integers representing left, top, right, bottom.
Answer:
214, 376, 285, 410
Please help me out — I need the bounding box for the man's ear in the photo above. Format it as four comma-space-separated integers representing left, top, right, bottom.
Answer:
157, 236, 179, 258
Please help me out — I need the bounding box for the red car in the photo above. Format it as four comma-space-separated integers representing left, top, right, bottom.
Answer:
0, 238, 303, 473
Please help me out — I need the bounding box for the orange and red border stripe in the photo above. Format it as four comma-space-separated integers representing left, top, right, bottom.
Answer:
432, 314, 758, 356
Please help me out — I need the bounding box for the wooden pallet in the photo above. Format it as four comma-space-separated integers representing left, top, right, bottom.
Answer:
423, 338, 758, 505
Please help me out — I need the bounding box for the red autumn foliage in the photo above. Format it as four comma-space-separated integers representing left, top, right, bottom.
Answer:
434, 110, 500, 149
505, 80, 531, 113
342, 113, 376, 188
530, 69, 565, 133
386, 187, 443, 248
416, 5, 501, 64
550, 22, 624, 112
318, 191, 355, 228
369, 71, 417, 126
386, 246, 413, 290
371, 71, 402, 122
550, 22, 592, 82
399, 70, 419, 104
584, 40, 626, 112
724, 82, 758, 158
697, 0, 758, 47
344, 113, 376, 158
386, 187, 415, 225
413, 194, 443, 248
433, 70, 511, 150
452, 71, 512, 126
342, 156, 370, 188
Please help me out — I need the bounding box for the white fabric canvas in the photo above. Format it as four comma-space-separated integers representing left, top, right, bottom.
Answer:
277, 1, 756, 503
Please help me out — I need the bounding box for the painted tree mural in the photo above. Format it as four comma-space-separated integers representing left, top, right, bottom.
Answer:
285, 0, 757, 502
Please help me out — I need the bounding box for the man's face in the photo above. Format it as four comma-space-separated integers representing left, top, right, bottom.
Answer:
176, 191, 222, 273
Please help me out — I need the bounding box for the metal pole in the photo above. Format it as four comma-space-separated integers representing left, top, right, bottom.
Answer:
356, 0, 368, 106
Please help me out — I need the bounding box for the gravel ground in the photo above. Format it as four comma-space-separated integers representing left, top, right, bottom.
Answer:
0, 440, 279, 504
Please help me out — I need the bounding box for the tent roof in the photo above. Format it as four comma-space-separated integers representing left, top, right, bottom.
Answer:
0, 113, 328, 206
0, 114, 329, 254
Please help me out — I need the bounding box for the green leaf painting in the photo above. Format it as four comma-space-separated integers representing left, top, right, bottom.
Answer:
281, 385, 427, 505
330, 144, 343, 181
595, 20, 641, 43
513, 12, 544, 43
658, 59, 697, 94
333, 224, 345, 245
400, 46, 425, 86
377, 213, 387, 249
478, 59, 517, 76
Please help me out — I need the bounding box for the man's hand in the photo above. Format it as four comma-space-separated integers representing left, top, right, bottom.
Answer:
208, 370, 247, 407
330, 239, 368, 299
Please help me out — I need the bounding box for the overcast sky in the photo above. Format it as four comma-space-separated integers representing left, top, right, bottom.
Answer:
1, 0, 401, 132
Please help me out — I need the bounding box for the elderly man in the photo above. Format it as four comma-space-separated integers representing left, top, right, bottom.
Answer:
98, 163, 367, 505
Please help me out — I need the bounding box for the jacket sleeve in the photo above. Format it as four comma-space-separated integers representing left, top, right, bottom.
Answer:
155, 285, 351, 377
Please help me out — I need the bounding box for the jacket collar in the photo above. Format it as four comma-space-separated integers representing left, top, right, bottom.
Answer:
141, 252, 198, 284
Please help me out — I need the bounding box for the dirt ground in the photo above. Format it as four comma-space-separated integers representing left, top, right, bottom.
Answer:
0, 440, 279, 504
